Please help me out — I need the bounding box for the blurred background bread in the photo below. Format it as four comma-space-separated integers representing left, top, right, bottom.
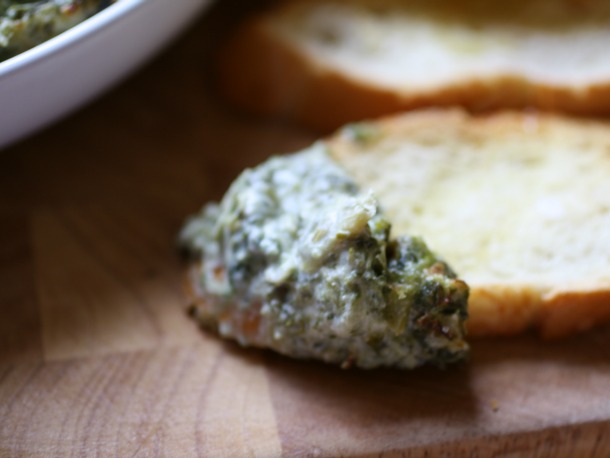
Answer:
218, 0, 610, 131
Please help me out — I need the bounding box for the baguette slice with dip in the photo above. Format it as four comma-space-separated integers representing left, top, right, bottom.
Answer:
180, 110, 610, 370
180, 136, 469, 370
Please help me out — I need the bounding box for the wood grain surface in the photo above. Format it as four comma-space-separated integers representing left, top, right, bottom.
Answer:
1, 1, 609, 456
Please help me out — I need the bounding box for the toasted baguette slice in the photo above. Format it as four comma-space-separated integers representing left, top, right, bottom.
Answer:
218, 0, 610, 131
328, 110, 610, 338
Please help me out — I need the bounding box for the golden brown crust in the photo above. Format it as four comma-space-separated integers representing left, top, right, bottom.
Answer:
217, 13, 610, 132
328, 108, 610, 162
539, 289, 610, 339
464, 287, 544, 338
464, 287, 610, 339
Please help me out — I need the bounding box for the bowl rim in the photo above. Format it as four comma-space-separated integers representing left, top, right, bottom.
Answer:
0, 0, 145, 79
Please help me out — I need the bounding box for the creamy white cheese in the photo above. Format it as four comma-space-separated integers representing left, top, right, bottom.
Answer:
180, 145, 469, 369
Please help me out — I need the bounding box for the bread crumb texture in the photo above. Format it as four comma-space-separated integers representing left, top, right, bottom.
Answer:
330, 110, 610, 338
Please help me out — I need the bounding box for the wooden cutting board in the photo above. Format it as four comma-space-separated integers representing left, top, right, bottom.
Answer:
1, 1, 609, 456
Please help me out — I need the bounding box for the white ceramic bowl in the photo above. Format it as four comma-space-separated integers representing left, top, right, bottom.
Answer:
0, 0, 212, 150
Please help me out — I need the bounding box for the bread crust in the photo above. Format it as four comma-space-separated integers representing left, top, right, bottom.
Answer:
217, 6, 610, 132
466, 287, 610, 339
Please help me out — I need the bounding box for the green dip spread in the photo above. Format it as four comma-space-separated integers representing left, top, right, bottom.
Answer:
180, 144, 469, 369
0, 0, 113, 61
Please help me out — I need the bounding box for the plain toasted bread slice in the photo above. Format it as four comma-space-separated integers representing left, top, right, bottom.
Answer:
328, 109, 610, 338
218, 0, 610, 131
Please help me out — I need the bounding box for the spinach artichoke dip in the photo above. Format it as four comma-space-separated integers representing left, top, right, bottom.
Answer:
180, 144, 469, 369
0, 1, 114, 61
